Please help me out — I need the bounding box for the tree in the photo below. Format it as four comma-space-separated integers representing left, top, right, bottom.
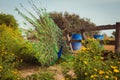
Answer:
0, 13, 18, 29
50, 12, 97, 37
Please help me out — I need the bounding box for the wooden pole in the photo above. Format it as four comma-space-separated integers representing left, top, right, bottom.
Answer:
115, 22, 120, 54
81, 29, 87, 40
66, 33, 73, 52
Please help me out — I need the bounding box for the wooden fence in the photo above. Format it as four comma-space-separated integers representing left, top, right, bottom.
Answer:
65, 22, 120, 54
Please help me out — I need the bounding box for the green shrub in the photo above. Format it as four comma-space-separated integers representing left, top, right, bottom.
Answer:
0, 13, 18, 29
0, 24, 36, 64
0, 24, 24, 54
0, 24, 36, 79
0, 46, 20, 80
74, 38, 120, 80
17, 41, 37, 64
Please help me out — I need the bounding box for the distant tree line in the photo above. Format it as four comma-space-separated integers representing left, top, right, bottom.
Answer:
0, 12, 99, 37
50, 12, 98, 37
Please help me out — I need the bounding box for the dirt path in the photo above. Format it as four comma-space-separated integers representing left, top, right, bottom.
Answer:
19, 64, 65, 80
19, 65, 39, 78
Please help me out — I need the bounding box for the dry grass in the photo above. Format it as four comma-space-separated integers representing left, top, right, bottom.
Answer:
104, 45, 115, 52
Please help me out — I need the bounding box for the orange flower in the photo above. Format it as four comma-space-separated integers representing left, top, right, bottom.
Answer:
99, 70, 105, 75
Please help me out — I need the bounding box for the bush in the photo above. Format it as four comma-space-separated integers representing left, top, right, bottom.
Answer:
0, 25, 36, 79
17, 41, 37, 64
0, 24, 24, 54
0, 47, 20, 80
0, 24, 36, 63
74, 38, 120, 80
0, 13, 18, 29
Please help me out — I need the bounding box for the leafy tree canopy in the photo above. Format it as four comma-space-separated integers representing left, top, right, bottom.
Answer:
50, 12, 98, 37
0, 13, 18, 29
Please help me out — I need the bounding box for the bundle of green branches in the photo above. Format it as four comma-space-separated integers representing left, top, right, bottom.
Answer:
15, 1, 64, 66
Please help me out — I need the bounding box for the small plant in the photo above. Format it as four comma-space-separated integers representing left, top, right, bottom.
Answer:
24, 70, 54, 80
60, 54, 76, 80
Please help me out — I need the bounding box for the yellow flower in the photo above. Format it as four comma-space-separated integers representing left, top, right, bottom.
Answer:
11, 70, 18, 74
111, 66, 118, 69
108, 70, 112, 73
61, 78, 65, 80
105, 75, 109, 78
81, 47, 87, 51
83, 61, 88, 64
90, 75, 94, 78
81, 40, 85, 43
100, 57, 104, 60
99, 70, 105, 75
0, 66, 3, 69
11, 53, 14, 56
94, 68, 97, 72
84, 72, 88, 75
113, 69, 119, 73
90, 74, 98, 78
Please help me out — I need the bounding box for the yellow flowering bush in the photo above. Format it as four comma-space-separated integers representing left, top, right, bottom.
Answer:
0, 24, 24, 54
0, 25, 35, 79
0, 25, 36, 63
0, 46, 20, 80
74, 38, 120, 80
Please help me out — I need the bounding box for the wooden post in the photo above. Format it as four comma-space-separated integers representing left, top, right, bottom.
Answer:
81, 30, 87, 40
66, 33, 73, 52
115, 22, 120, 54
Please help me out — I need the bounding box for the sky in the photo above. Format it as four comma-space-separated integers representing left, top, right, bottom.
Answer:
0, 0, 120, 36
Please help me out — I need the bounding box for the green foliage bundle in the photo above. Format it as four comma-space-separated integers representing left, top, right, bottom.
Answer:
15, 1, 65, 66
74, 38, 120, 80
0, 13, 18, 29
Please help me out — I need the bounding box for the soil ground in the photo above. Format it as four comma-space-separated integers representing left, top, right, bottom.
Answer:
104, 45, 114, 52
